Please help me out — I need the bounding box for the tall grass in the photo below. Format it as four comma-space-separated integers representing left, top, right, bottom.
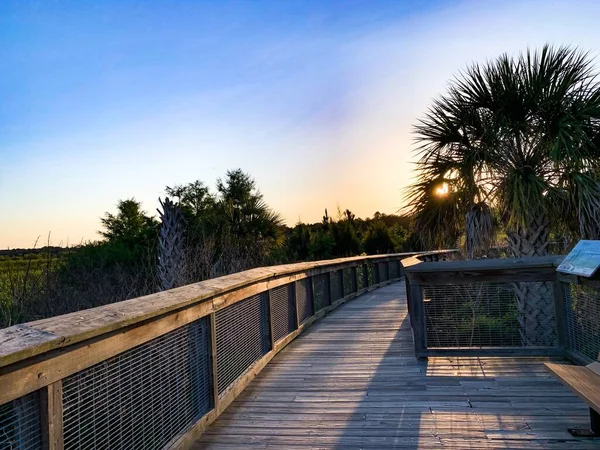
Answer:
0, 235, 281, 329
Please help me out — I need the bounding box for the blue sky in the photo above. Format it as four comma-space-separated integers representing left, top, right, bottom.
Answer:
2, 0, 600, 248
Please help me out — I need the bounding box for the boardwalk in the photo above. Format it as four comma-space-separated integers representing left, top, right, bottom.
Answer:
193, 283, 600, 449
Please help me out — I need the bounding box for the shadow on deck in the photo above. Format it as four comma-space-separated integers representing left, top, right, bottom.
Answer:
193, 283, 600, 449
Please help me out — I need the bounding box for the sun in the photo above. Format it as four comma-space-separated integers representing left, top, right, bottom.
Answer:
435, 183, 449, 196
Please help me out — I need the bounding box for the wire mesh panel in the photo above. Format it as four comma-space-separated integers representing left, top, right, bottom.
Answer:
330, 270, 344, 302
0, 392, 41, 450
563, 283, 600, 361
296, 278, 314, 324
216, 293, 271, 395
62, 317, 213, 450
366, 264, 375, 286
313, 273, 330, 312
350, 267, 356, 293
357, 264, 365, 290
270, 283, 297, 343
423, 282, 557, 349
389, 260, 400, 279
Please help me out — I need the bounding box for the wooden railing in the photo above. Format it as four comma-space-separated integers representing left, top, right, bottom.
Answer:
401, 253, 600, 360
0, 253, 411, 450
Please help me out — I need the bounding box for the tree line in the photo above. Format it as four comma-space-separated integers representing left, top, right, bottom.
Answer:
1, 168, 417, 327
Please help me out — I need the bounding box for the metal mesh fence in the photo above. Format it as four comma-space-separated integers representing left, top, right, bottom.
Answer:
313, 273, 330, 312
357, 265, 365, 290
296, 278, 314, 324
423, 282, 557, 348
0, 392, 41, 450
62, 317, 213, 450
216, 293, 271, 395
563, 283, 600, 361
270, 284, 297, 343
368, 263, 377, 285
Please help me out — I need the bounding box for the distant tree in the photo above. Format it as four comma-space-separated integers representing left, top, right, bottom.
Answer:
288, 224, 312, 261
362, 221, 395, 254
309, 230, 335, 260
99, 199, 157, 248
330, 210, 360, 257
166, 181, 215, 217
216, 169, 283, 241
322, 209, 330, 230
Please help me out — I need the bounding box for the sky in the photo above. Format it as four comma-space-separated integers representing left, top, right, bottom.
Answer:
2, 0, 600, 248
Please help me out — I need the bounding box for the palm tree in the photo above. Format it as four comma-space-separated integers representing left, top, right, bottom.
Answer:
408, 45, 600, 257
408, 45, 600, 346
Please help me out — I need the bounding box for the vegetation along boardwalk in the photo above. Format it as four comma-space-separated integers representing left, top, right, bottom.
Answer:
193, 283, 600, 449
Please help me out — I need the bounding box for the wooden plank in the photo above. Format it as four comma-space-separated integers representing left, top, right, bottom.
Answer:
423, 347, 564, 357
192, 282, 592, 450
40, 381, 63, 450
0, 298, 213, 404
172, 280, 367, 450
403, 255, 564, 285
545, 362, 600, 412
409, 283, 426, 357
404, 255, 564, 274
407, 267, 558, 285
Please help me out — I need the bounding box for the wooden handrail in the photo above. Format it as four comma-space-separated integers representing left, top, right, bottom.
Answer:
402, 253, 567, 359
403, 254, 565, 285
0, 253, 416, 371
0, 253, 416, 405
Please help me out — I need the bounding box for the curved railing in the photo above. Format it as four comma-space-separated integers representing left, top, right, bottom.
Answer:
0, 253, 417, 450
401, 253, 600, 360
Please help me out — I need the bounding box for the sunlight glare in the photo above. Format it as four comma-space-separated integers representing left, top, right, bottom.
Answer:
435, 183, 449, 196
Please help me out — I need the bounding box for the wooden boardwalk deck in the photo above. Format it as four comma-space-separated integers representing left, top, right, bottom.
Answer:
193, 283, 600, 449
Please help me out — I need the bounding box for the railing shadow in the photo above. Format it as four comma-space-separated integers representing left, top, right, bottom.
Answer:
329, 286, 429, 449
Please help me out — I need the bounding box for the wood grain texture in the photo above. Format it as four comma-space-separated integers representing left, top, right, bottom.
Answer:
403, 255, 565, 286
191, 283, 598, 450
545, 362, 600, 413
0, 254, 413, 370
40, 381, 63, 450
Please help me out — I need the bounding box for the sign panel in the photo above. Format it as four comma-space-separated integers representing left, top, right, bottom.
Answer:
556, 240, 600, 277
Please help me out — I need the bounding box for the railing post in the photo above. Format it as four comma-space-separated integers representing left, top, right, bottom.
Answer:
325, 271, 331, 306
267, 289, 276, 350
210, 312, 220, 409
352, 266, 358, 294
409, 282, 427, 358
294, 281, 301, 329
41, 381, 63, 450
552, 280, 567, 350
405, 275, 412, 321
310, 275, 317, 314
363, 263, 369, 289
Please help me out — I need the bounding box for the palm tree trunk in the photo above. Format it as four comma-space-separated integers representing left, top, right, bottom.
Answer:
507, 215, 556, 346
158, 198, 186, 291
465, 202, 493, 260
